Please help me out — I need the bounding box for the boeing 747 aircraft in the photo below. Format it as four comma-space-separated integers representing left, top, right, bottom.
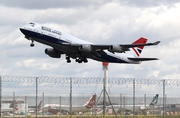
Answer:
19, 22, 160, 63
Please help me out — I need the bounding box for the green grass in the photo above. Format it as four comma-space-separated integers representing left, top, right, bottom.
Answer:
11, 115, 180, 118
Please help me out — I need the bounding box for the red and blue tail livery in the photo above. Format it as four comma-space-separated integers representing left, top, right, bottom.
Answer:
132, 37, 147, 57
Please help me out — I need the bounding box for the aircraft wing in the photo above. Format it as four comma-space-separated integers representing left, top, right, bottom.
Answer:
62, 41, 160, 53
91, 41, 160, 50
121, 41, 160, 47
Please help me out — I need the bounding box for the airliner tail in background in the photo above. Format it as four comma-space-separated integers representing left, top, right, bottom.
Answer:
149, 94, 159, 106
84, 94, 96, 109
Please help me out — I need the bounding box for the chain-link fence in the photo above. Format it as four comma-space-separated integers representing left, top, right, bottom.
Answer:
1, 76, 180, 117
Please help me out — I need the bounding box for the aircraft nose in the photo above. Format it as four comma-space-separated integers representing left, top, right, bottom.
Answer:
19, 27, 27, 35
19, 28, 23, 32
19, 27, 24, 33
19, 27, 24, 32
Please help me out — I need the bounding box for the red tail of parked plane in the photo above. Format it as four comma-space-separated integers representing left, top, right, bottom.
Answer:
85, 94, 96, 109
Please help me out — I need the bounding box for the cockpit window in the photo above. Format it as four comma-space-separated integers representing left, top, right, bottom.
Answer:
30, 22, 35, 27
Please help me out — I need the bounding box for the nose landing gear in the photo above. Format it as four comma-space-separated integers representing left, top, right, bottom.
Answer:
30, 43, 34, 47
28, 37, 34, 47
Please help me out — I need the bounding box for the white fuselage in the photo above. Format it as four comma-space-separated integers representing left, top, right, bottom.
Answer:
42, 104, 92, 114
19, 22, 140, 64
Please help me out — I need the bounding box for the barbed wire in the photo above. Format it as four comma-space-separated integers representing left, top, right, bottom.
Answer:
1, 75, 180, 86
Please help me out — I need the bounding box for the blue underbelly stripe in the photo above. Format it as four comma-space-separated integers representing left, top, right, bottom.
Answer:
22, 29, 128, 63
101, 54, 128, 63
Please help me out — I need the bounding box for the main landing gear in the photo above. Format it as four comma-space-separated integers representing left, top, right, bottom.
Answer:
75, 58, 88, 63
66, 56, 71, 63
65, 56, 88, 63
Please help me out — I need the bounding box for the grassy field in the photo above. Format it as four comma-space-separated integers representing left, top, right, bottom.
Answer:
28, 115, 180, 118
3, 115, 180, 118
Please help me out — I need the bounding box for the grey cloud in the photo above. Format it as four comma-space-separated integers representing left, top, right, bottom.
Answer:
0, 0, 109, 9
0, 0, 179, 80
120, 0, 180, 7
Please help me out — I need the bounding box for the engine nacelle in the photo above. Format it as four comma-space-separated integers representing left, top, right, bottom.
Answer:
45, 48, 61, 58
109, 45, 123, 53
79, 45, 92, 52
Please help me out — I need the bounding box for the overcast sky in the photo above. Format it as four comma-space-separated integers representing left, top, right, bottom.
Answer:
1, 0, 180, 96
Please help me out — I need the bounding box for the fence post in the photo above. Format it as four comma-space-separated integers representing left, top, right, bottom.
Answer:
25, 96, 27, 118
70, 77, 72, 118
120, 93, 122, 116
42, 92, 44, 118
36, 77, 38, 118
0, 76, 1, 118
59, 96, 61, 118
123, 96, 125, 117
13, 92, 15, 118
163, 79, 165, 118
133, 79, 135, 117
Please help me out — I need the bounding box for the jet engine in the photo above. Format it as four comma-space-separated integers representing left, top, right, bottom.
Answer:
79, 45, 92, 52
108, 45, 124, 53
45, 48, 61, 58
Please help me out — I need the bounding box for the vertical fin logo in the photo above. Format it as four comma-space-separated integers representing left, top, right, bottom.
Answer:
150, 94, 159, 106
38, 100, 42, 111
85, 94, 96, 109
132, 37, 147, 57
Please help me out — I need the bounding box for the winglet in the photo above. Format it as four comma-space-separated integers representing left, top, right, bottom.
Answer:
153, 41, 161, 45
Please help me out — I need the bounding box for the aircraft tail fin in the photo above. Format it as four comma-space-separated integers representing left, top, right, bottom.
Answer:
38, 100, 42, 111
85, 94, 96, 109
14, 100, 19, 111
9, 100, 19, 111
149, 94, 159, 106
132, 37, 148, 57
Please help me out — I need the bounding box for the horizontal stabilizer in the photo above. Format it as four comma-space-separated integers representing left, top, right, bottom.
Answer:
128, 57, 159, 61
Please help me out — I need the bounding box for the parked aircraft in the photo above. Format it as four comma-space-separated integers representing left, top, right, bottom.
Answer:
42, 94, 96, 114
2, 100, 18, 115
2, 100, 27, 115
28, 100, 42, 114
117, 94, 159, 114
19, 22, 160, 64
